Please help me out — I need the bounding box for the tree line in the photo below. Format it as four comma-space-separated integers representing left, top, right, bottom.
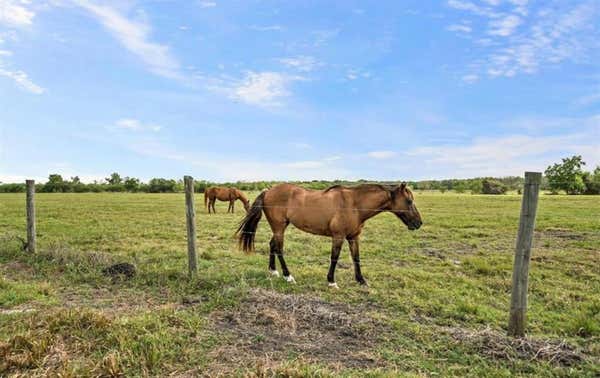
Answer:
1, 156, 598, 195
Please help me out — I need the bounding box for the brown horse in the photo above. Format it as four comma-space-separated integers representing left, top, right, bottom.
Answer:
204, 187, 250, 214
237, 183, 422, 287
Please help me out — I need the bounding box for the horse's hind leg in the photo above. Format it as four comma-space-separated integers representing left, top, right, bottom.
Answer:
268, 238, 279, 277
348, 235, 367, 286
211, 199, 216, 213
271, 224, 294, 283
327, 236, 344, 288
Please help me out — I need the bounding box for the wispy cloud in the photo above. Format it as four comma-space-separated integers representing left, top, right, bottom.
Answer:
291, 142, 312, 149
462, 74, 479, 83
75, 1, 182, 80
0, 0, 35, 27
345, 68, 371, 81
114, 118, 161, 132
574, 92, 600, 107
278, 56, 320, 72
0, 67, 45, 94
250, 25, 284, 32
449, 0, 600, 79
405, 114, 600, 177
447, 23, 472, 33
367, 151, 397, 159
226, 71, 302, 107
0, 1, 44, 93
487, 14, 521, 36
282, 160, 324, 169
198, 1, 216, 8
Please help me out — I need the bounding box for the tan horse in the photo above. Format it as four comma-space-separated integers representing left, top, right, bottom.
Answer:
204, 187, 250, 214
237, 183, 422, 287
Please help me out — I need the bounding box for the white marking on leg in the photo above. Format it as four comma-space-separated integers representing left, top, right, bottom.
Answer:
328, 282, 339, 289
284, 275, 296, 283
269, 269, 280, 277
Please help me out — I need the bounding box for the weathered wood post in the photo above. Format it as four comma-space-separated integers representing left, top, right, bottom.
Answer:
25, 179, 36, 253
508, 172, 541, 337
184, 176, 198, 277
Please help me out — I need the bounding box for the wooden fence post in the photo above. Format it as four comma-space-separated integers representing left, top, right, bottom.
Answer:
508, 171, 542, 337
184, 176, 198, 277
26, 180, 36, 253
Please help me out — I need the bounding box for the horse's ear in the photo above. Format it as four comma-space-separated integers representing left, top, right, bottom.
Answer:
400, 182, 407, 192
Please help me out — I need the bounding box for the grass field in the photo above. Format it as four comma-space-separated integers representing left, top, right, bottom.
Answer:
0, 192, 599, 377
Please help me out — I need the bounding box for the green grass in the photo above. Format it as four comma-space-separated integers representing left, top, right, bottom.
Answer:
0, 192, 599, 376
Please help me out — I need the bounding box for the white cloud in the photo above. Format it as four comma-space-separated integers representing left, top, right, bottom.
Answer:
447, 24, 472, 33
282, 160, 324, 169
198, 1, 216, 8
75, 1, 182, 80
405, 115, 600, 177
367, 151, 397, 159
292, 142, 312, 149
345, 68, 371, 81
575, 92, 600, 107
488, 14, 521, 36
278, 56, 320, 72
250, 25, 283, 31
0, 67, 45, 94
447, 0, 500, 18
0, 2, 44, 94
114, 118, 161, 132
228, 71, 299, 107
0, 0, 35, 27
451, 1, 599, 79
462, 74, 479, 83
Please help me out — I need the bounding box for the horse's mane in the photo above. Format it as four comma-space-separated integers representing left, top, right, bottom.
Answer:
323, 183, 393, 193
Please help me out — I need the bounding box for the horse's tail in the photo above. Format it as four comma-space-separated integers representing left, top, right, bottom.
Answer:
237, 191, 266, 252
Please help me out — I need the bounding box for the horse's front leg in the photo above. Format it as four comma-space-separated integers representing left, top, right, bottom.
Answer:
348, 236, 367, 286
327, 237, 344, 288
231, 200, 235, 213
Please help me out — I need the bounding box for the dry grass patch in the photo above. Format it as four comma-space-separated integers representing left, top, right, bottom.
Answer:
209, 288, 390, 373
445, 326, 590, 366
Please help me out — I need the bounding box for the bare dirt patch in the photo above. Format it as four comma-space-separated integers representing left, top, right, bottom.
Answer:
445, 326, 589, 367
536, 228, 588, 241
0, 261, 35, 280
59, 286, 175, 315
209, 288, 389, 373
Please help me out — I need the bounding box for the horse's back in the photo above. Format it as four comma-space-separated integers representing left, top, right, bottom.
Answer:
263, 184, 344, 235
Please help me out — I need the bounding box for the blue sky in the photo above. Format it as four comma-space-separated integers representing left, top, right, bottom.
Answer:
1, 0, 599, 182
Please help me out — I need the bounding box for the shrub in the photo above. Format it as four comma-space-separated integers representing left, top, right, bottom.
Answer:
481, 179, 507, 195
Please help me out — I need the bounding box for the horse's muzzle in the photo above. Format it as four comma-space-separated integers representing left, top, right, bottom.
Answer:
407, 219, 422, 230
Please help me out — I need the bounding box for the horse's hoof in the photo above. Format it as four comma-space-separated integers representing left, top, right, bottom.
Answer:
328, 282, 339, 289
284, 275, 296, 283
269, 270, 280, 277
358, 279, 369, 287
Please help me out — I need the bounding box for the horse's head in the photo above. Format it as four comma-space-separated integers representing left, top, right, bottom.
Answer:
389, 183, 422, 230
243, 200, 250, 213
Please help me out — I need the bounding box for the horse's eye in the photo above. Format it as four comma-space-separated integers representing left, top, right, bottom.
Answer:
407, 199, 413, 206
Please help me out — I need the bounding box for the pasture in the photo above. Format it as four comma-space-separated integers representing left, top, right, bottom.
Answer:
0, 192, 599, 376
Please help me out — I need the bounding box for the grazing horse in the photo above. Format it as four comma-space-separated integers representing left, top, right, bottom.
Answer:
237, 183, 422, 287
204, 187, 250, 214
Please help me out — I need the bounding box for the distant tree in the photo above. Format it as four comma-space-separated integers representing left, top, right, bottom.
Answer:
123, 177, 140, 192
545, 155, 586, 194
583, 167, 600, 195
454, 182, 467, 193
148, 178, 177, 193
43, 174, 66, 192
106, 172, 122, 185
481, 179, 507, 195
469, 179, 483, 194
